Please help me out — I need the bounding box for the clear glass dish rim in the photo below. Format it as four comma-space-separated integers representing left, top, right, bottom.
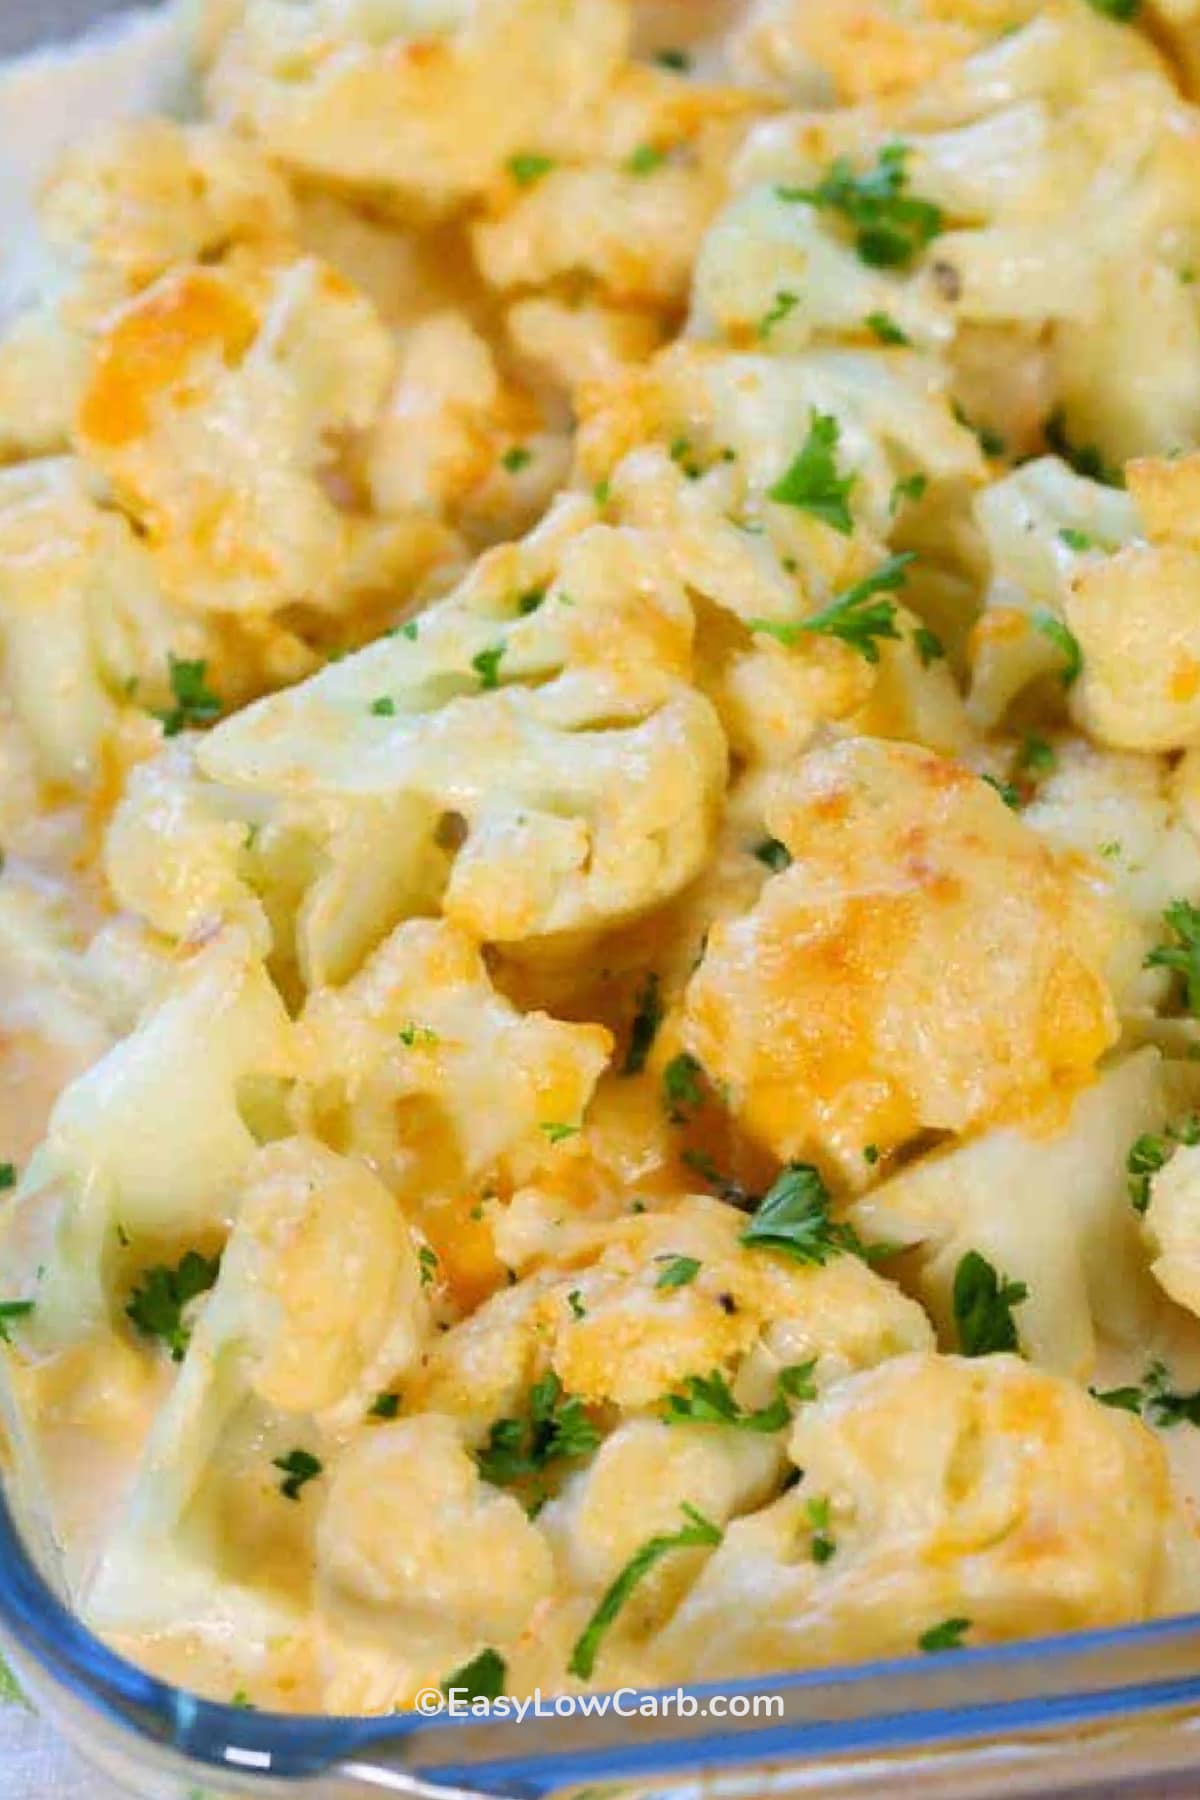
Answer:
6, 1483, 1200, 1794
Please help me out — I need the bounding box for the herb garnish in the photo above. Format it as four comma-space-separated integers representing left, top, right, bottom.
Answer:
778, 143, 942, 268
740, 1164, 866, 1265
751, 553, 913, 662
476, 1372, 600, 1487
158, 656, 221, 737
952, 1250, 1028, 1357
273, 1449, 323, 1501
125, 1251, 221, 1361
568, 1504, 722, 1678
767, 412, 856, 534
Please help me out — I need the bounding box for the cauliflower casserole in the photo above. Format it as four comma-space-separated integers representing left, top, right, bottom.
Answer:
11, 0, 1200, 1713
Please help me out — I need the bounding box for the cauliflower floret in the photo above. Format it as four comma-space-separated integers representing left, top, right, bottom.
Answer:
315, 1414, 555, 1708
966, 456, 1138, 729
364, 311, 569, 541
208, 0, 629, 215
83, 1137, 431, 1638
728, 0, 1037, 104
1022, 740, 1200, 1007
190, 502, 726, 951
683, 738, 1125, 1177
74, 258, 406, 619
1050, 454, 1200, 754
649, 1352, 1200, 1680
848, 1051, 1167, 1380
411, 1192, 932, 1427
1, 931, 291, 1351
1144, 1143, 1200, 1320
0, 459, 181, 785
295, 919, 612, 1263
0, 119, 295, 459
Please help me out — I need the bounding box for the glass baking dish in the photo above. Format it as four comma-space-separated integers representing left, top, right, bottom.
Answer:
6, 3, 1200, 1796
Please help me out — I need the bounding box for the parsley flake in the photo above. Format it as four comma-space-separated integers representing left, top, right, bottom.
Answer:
0, 1164, 15, 1191
369, 1392, 400, 1420
865, 310, 910, 346
476, 1372, 600, 1487
759, 289, 800, 340
502, 446, 532, 473
157, 656, 221, 738
779, 142, 942, 268
398, 1021, 439, 1047
623, 972, 663, 1076
568, 1504, 722, 1678
920, 1617, 971, 1653
952, 1250, 1028, 1357
568, 1288, 587, 1320
890, 472, 927, 513
662, 1051, 706, 1122
806, 1495, 836, 1563
419, 1245, 439, 1288
661, 1362, 816, 1432
369, 696, 396, 717
0, 1301, 33, 1344
125, 1251, 221, 1362
913, 624, 945, 666
471, 644, 505, 690
740, 1164, 866, 1265
1127, 1116, 1200, 1213
1017, 735, 1056, 778
654, 47, 691, 70
751, 553, 913, 663
442, 1647, 507, 1701
982, 773, 1021, 811
1058, 527, 1095, 552
1032, 610, 1082, 687
627, 143, 667, 175
655, 1254, 701, 1291
273, 1448, 323, 1501
1044, 409, 1124, 488
767, 412, 856, 534
540, 1121, 580, 1144
1146, 900, 1200, 1012
507, 151, 555, 187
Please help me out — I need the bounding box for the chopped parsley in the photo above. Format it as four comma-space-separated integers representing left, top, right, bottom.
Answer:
568, 1288, 587, 1320
759, 289, 800, 340
806, 1495, 836, 1564
125, 1251, 221, 1361
662, 1051, 706, 1122
751, 553, 913, 663
471, 644, 505, 690
740, 1164, 865, 1266
368, 1391, 400, 1420
1017, 734, 1056, 778
0, 1301, 33, 1344
369, 696, 397, 717
398, 1021, 438, 1047
865, 310, 910, 346
398, 620, 419, 641
1084, 0, 1140, 26
1058, 527, 1095, 552
540, 1121, 580, 1144
779, 142, 942, 269
654, 46, 692, 70
1146, 900, 1200, 1012
1127, 1116, 1200, 1213
655, 1254, 701, 1291
913, 624, 945, 666
753, 837, 792, 872
442, 1647, 507, 1701
623, 972, 663, 1075
158, 655, 221, 738
418, 1245, 439, 1287
274, 1449, 322, 1501
890, 472, 927, 513
476, 1371, 600, 1487
920, 1617, 971, 1653
0, 1163, 15, 1191
1094, 1360, 1200, 1427
660, 1362, 816, 1432
1044, 409, 1124, 488
982, 773, 1021, 811
502, 446, 532, 473
1031, 610, 1082, 687
517, 586, 546, 615
627, 143, 667, 175
568, 1503, 722, 1678
506, 151, 556, 187
952, 1250, 1028, 1357
766, 412, 856, 535
593, 478, 612, 508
